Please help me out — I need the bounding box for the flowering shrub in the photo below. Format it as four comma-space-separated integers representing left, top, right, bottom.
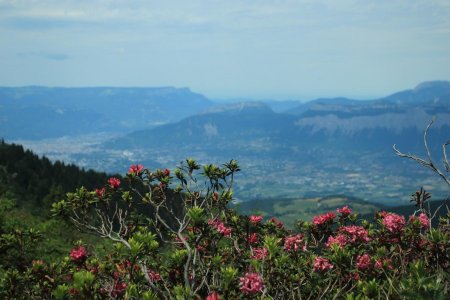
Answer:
0, 160, 449, 299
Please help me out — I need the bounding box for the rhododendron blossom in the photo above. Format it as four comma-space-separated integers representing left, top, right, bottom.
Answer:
251, 247, 268, 260
162, 168, 170, 177
95, 188, 105, 198
147, 269, 162, 282
382, 213, 405, 233
108, 177, 121, 189
284, 234, 306, 252
70, 246, 87, 263
247, 233, 258, 244
128, 164, 144, 175
418, 213, 430, 230
326, 234, 347, 248
111, 281, 127, 297
208, 218, 232, 237
312, 212, 336, 226
339, 225, 370, 243
356, 254, 371, 270
313, 256, 333, 272
249, 215, 263, 224
337, 205, 352, 216
239, 272, 264, 295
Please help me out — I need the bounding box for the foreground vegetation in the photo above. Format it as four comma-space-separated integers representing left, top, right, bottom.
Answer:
0, 138, 449, 299
0, 164, 447, 298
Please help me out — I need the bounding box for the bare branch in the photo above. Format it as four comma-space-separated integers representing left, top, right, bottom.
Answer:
393, 119, 450, 185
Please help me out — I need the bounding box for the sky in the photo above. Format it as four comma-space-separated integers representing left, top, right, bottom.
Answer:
1, 0, 450, 100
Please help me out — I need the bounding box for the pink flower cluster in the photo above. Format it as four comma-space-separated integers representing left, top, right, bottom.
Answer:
249, 215, 263, 224
95, 188, 105, 198
128, 164, 144, 175
326, 234, 347, 248
356, 254, 371, 270
162, 168, 170, 177
108, 177, 121, 189
313, 256, 333, 272
239, 272, 264, 295
247, 233, 258, 244
284, 234, 307, 252
339, 225, 370, 244
336, 205, 352, 216
382, 213, 405, 233
251, 247, 268, 260
147, 269, 162, 282
409, 213, 430, 230
312, 212, 336, 226
70, 246, 88, 263
208, 219, 232, 237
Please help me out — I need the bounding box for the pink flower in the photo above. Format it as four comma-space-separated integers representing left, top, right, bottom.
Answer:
162, 168, 170, 177
312, 212, 336, 226
70, 246, 88, 263
313, 256, 333, 272
249, 215, 263, 224
205, 291, 220, 300
326, 234, 347, 248
251, 247, 268, 260
338, 225, 370, 244
112, 281, 127, 297
147, 269, 162, 282
128, 164, 144, 175
216, 223, 232, 237
108, 177, 121, 189
247, 233, 259, 244
239, 272, 264, 295
382, 213, 405, 233
337, 205, 352, 216
284, 234, 307, 252
268, 217, 284, 228
418, 213, 430, 230
208, 218, 232, 237
95, 188, 105, 198
356, 254, 371, 270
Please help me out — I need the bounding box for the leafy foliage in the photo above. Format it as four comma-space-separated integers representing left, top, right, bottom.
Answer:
0, 141, 448, 298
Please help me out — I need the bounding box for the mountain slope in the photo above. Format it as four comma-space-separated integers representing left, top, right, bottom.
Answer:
0, 86, 213, 139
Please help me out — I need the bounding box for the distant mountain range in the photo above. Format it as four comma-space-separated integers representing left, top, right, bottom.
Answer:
105, 81, 450, 155
0, 86, 213, 139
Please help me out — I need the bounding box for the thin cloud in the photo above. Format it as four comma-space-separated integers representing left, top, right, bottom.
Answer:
17, 51, 69, 61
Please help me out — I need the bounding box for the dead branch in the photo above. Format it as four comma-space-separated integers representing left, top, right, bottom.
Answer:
393, 118, 450, 185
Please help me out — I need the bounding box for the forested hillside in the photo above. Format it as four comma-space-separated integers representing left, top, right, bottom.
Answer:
0, 140, 111, 211
0, 141, 115, 269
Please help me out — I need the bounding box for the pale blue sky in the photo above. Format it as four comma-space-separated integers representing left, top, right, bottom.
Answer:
1, 0, 450, 100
